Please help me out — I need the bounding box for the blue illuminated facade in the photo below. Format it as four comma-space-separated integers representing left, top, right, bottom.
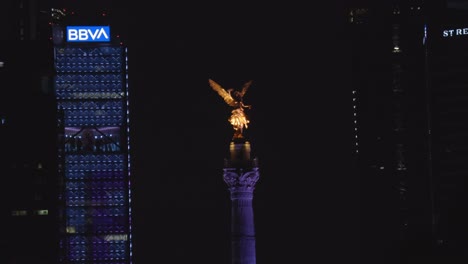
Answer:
53, 24, 133, 264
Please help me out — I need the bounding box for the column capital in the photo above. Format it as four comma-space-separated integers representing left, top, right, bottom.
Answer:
223, 167, 260, 195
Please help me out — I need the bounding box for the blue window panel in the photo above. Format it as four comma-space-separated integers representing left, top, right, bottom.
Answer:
65, 170, 125, 180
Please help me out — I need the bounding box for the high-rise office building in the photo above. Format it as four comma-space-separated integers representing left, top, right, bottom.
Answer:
0, 1, 58, 264
51, 7, 133, 264
351, 0, 468, 262
348, 1, 435, 263
349, 3, 405, 263
424, 2, 468, 260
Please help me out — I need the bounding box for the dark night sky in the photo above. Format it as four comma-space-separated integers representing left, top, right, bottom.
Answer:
51, 1, 358, 263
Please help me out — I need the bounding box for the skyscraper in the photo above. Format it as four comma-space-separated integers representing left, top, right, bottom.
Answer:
424, 2, 468, 260
51, 8, 133, 264
0, 1, 58, 263
351, 0, 468, 262
348, 1, 434, 263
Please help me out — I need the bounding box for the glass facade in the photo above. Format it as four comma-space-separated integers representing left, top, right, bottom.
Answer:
54, 45, 132, 264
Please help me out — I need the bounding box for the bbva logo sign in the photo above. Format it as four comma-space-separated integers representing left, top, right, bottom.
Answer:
66, 26, 110, 42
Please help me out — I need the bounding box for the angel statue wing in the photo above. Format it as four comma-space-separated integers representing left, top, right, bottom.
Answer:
208, 79, 237, 107
239, 80, 253, 98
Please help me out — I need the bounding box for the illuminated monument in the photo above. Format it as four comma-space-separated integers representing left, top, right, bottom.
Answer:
209, 79, 260, 264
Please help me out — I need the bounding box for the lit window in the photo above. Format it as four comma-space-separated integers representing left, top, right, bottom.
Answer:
11, 210, 28, 216
393, 46, 401, 53
66, 226, 76, 233
103, 234, 128, 241
35, 210, 48, 215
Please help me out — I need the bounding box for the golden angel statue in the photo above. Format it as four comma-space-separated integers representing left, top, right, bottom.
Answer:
209, 78, 253, 140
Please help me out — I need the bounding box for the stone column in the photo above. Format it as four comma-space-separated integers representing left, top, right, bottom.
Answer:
223, 139, 260, 264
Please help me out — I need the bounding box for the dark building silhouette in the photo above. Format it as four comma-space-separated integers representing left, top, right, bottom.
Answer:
425, 3, 468, 261
0, 1, 58, 264
350, 0, 468, 263
0, 92, 59, 264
